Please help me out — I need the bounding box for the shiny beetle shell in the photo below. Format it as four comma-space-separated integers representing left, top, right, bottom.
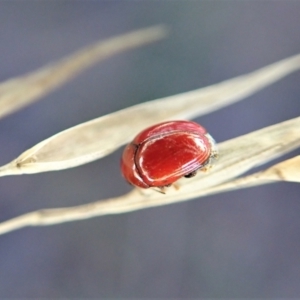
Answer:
121, 120, 217, 189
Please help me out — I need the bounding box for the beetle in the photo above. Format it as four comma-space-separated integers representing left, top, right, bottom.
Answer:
121, 120, 218, 191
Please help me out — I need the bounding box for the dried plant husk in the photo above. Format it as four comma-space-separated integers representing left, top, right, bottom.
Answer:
0, 116, 299, 235
0, 52, 300, 176
206, 155, 300, 195
0, 25, 167, 120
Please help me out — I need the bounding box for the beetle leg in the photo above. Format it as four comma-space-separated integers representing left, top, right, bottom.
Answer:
184, 170, 198, 178
173, 183, 180, 190
151, 186, 166, 194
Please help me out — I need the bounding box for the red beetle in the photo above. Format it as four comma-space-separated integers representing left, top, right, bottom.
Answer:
121, 120, 218, 191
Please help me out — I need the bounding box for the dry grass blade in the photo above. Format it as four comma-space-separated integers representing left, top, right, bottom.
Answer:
0, 25, 167, 119
195, 156, 300, 196
261, 155, 300, 182
0, 116, 299, 235
0, 52, 300, 177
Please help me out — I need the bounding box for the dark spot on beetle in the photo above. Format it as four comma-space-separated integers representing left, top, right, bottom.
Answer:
184, 170, 198, 178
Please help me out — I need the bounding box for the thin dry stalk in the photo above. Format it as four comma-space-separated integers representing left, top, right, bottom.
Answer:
0, 25, 167, 119
198, 156, 300, 195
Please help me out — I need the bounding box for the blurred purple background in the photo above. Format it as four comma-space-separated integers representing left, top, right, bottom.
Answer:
0, 1, 300, 298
